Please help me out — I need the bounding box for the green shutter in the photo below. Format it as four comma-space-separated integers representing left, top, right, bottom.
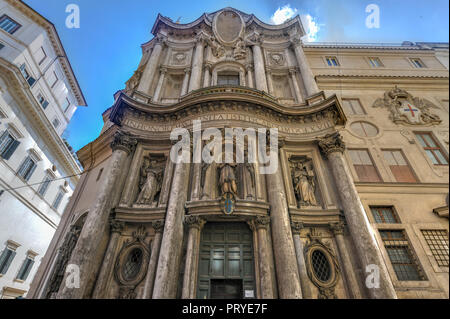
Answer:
0, 249, 16, 274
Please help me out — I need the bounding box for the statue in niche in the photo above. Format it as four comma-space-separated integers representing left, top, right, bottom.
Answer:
136, 157, 164, 206
218, 163, 238, 197
291, 158, 318, 207
233, 37, 247, 60
208, 36, 225, 58
242, 149, 256, 199
200, 161, 215, 199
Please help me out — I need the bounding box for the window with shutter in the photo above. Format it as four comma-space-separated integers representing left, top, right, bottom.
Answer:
17, 156, 37, 181
348, 149, 382, 182
38, 175, 52, 196
52, 190, 64, 209
0, 130, 20, 160
382, 150, 417, 183
0, 15, 22, 34
16, 257, 35, 281
0, 248, 16, 275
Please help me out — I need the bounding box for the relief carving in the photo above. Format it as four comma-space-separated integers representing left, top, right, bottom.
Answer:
124, 65, 145, 95
233, 37, 247, 60
373, 86, 441, 125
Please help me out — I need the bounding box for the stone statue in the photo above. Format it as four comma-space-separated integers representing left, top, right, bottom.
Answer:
218, 163, 238, 196
292, 160, 318, 207
233, 37, 247, 60
200, 162, 215, 199
136, 157, 164, 206
208, 36, 225, 58
243, 150, 256, 199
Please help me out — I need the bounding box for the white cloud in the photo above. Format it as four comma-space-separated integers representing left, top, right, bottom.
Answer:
270, 5, 298, 25
300, 14, 320, 42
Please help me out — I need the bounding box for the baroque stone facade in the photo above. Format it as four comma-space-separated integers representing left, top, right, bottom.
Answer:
29, 8, 448, 299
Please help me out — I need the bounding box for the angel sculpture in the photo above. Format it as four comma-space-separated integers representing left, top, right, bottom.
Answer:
136, 157, 163, 206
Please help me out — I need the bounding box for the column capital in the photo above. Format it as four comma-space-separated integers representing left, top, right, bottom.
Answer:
246, 32, 263, 46
151, 220, 165, 233
155, 33, 168, 46
204, 62, 212, 71
110, 219, 125, 233
289, 67, 298, 76
254, 216, 271, 230
290, 221, 305, 235
184, 67, 191, 74
110, 131, 138, 155
245, 63, 253, 72
159, 66, 168, 74
290, 35, 303, 47
184, 215, 206, 230
329, 221, 345, 236
194, 31, 208, 45
318, 132, 346, 158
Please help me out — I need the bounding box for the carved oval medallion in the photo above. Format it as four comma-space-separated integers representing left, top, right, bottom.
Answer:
214, 10, 244, 44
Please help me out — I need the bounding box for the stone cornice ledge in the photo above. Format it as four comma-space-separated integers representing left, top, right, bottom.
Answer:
109, 88, 346, 127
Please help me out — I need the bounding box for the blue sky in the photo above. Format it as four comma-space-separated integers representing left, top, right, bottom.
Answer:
23, 0, 449, 151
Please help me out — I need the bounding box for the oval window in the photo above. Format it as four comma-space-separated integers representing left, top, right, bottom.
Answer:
311, 250, 331, 283
122, 248, 143, 281
350, 121, 378, 137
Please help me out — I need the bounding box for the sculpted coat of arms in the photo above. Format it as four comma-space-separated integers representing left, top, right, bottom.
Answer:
373, 86, 441, 126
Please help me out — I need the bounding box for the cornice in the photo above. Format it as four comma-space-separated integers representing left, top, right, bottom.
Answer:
6, 0, 87, 106
109, 87, 346, 129
0, 58, 81, 182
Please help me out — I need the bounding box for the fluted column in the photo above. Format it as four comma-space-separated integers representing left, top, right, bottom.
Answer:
181, 67, 191, 96
250, 37, 268, 92
318, 132, 397, 299
253, 216, 275, 299
137, 35, 166, 95
290, 221, 312, 299
92, 219, 125, 298
181, 216, 206, 299
290, 36, 319, 96
246, 64, 254, 88
152, 160, 191, 298
203, 63, 211, 88
152, 67, 167, 102
188, 34, 206, 92
265, 150, 302, 298
141, 220, 165, 299
289, 68, 304, 103
329, 221, 363, 299
57, 131, 137, 299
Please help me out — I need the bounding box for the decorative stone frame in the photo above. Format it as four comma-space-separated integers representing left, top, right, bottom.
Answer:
304, 232, 340, 299
211, 61, 246, 87
212, 9, 245, 46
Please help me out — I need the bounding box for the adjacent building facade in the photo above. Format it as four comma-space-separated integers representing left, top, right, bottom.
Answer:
29, 8, 448, 299
0, 0, 86, 298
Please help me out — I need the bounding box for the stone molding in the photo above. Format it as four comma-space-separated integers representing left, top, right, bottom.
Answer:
151, 220, 165, 233
110, 131, 138, 155
184, 215, 206, 229
328, 221, 345, 236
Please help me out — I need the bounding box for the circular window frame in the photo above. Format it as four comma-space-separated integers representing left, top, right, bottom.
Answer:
305, 245, 339, 289
212, 9, 245, 46
114, 242, 149, 287
349, 121, 379, 138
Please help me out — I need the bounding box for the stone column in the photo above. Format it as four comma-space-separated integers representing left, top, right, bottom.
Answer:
265, 152, 303, 298
181, 67, 191, 96
290, 36, 319, 96
141, 220, 165, 299
251, 39, 268, 92
152, 67, 167, 102
92, 219, 125, 299
266, 68, 274, 95
318, 132, 397, 299
137, 35, 166, 95
290, 221, 312, 299
289, 68, 304, 103
152, 161, 191, 298
329, 221, 363, 299
57, 131, 137, 299
188, 34, 206, 92
253, 216, 275, 299
246, 64, 254, 89
203, 63, 211, 88
181, 216, 206, 299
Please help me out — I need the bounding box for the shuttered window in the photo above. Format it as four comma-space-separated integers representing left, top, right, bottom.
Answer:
0, 247, 16, 275
217, 74, 239, 85
19, 64, 36, 87
383, 150, 417, 183
38, 174, 52, 196
16, 256, 35, 281
17, 156, 37, 181
342, 99, 365, 115
0, 15, 22, 34
52, 190, 64, 209
348, 149, 381, 182
415, 132, 448, 165
0, 130, 20, 160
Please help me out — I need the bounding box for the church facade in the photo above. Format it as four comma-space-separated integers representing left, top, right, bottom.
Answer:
29, 8, 448, 299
